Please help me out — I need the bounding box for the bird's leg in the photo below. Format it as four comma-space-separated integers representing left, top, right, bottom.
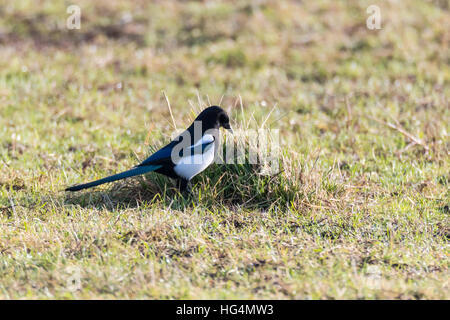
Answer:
178, 178, 191, 195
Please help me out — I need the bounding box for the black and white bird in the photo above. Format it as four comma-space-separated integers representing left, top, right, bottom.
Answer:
66, 106, 233, 193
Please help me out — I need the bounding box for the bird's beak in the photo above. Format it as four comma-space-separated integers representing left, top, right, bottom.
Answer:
224, 124, 233, 134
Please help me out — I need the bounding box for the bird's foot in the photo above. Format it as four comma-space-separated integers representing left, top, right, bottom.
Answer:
177, 179, 192, 197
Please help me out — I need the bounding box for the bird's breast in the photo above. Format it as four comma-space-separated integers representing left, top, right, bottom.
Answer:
173, 143, 215, 180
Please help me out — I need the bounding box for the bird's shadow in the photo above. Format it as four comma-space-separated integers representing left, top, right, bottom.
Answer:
62, 174, 193, 211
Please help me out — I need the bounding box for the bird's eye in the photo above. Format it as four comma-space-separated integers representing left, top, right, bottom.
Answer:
219, 114, 228, 124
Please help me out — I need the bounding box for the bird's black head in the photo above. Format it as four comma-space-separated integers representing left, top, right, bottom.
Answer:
195, 106, 233, 133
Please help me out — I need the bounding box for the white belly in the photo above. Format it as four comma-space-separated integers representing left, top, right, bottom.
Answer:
174, 143, 215, 180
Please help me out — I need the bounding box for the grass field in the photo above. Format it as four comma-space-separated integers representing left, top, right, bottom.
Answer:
0, 0, 449, 299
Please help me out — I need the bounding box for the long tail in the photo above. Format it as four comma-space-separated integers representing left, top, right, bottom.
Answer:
65, 165, 161, 192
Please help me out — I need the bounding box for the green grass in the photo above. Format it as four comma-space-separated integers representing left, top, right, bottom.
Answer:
0, 0, 449, 299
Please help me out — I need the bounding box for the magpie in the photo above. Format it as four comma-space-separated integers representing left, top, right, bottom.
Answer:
65, 106, 233, 193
